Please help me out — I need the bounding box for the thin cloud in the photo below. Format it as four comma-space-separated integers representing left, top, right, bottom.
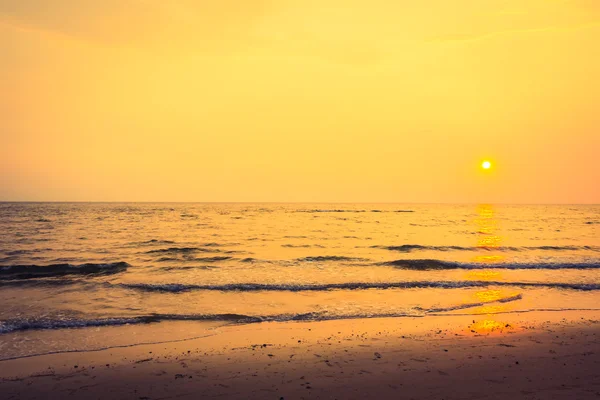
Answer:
427, 21, 600, 43
0, 0, 275, 46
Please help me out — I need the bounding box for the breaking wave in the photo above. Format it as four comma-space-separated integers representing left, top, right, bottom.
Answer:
0, 262, 129, 280
297, 256, 370, 262
382, 259, 600, 270
375, 245, 600, 253
0, 314, 258, 335
156, 256, 234, 263
117, 281, 600, 293
146, 247, 222, 254
0, 293, 523, 335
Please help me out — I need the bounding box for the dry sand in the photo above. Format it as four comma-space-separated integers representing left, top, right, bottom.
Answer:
1, 311, 599, 399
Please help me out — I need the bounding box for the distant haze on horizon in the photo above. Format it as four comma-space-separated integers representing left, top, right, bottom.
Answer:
1, 0, 599, 203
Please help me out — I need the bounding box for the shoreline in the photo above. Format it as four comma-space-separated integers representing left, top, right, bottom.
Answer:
1, 310, 599, 399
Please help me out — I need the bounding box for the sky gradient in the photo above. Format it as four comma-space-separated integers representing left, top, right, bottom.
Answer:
1, 0, 599, 203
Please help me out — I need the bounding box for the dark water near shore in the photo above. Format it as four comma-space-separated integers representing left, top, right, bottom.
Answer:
0, 203, 599, 359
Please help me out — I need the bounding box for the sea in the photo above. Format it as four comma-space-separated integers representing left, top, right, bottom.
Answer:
0, 203, 598, 360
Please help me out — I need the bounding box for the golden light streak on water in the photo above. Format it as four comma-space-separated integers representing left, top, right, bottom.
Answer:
465, 270, 502, 280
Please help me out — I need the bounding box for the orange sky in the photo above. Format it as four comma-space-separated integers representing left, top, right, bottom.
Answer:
1, 0, 599, 203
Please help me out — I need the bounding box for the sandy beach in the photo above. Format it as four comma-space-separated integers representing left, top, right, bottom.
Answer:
2, 310, 599, 400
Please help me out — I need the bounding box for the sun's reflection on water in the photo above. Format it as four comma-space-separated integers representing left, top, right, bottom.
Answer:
471, 255, 505, 264
476, 305, 505, 314
473, 204, 504, 257
470, 205, 505, 277
474, 289, 504, 302
465, 270, 502, 280
466, 205, 516, 334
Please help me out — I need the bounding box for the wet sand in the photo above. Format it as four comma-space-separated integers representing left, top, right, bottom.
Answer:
1, 311, 599, 400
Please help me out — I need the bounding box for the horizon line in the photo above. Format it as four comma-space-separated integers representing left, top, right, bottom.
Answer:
0, 201, 598, 206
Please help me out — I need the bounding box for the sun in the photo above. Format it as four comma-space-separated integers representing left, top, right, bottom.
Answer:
481, 160, 492, 170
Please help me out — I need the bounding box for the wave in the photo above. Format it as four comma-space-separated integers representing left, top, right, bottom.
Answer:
146, 247, 221, 255
4, 277, 598, 292
0, 294, 522, 335
282, 244, 325, 248
156, 256, 233, 263
376, 245, 474, 252
296, 256, 369, 262
0, 314, 258, 335
136, 239, 176, 246
427, 294, 523, 313
375, 245, 600, 253
0, 262, 129, 280
382, 259, 600, 270
134, 240, 238, 248
3, 249, 52, 256
528, 246, 600, 251
201, 242, 240, 247
157, 265, 219, 271
117, 280, 600, 293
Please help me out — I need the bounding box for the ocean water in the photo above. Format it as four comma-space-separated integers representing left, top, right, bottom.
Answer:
0, 203, 599, 359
